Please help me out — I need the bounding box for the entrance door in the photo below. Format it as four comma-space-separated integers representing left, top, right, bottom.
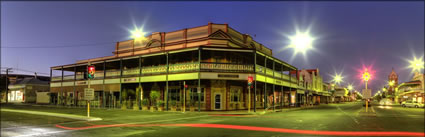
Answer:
215, 94, 221, 110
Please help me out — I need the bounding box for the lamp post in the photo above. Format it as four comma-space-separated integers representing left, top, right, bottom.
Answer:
362, 69, 371, 112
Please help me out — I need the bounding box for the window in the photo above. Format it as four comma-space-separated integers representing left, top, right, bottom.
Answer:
190, 88, 204, 102
170, 89, 181, 101
231, 88, 241, 102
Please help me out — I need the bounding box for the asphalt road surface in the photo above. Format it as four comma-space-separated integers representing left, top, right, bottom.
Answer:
1, 102, 424, 137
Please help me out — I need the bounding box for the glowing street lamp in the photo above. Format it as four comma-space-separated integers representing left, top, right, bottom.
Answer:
347, 85, 353, 91
407, 56, 424, 73
332, 74, 344, 85
130, 27, 147, 42
388, 80, 395, 87
362, 69, 371, 89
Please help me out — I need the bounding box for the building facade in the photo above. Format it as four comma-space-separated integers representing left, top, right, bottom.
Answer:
50, 23, 301, 111
386, 68, 398, 101
395, 72, 424, 104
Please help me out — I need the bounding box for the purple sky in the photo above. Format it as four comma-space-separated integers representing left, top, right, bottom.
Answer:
1, 2, 424, 94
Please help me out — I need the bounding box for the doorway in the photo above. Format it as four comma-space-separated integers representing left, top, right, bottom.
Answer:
214, 94, 221, 110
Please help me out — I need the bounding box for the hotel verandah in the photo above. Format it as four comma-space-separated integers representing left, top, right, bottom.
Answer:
50, 22, 304, 111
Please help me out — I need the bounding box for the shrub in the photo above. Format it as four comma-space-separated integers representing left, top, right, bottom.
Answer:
171, 100, 177, 107
142, 99, 149, 106
150, 91, 160, 106
157, 100, 164, 107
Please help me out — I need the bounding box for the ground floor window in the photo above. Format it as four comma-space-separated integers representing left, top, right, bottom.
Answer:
230, 88, 242, 102
190, 88, 204, 102
169, 89, 181, 101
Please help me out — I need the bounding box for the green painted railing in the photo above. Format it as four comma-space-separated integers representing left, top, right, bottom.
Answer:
274, 72, 282, 79
142, 65, 167, 75
63, 75, 74, 80
94, 71, 104, 78
51, 76, 62, 81
123, 68, 140, 75
169, 63, 199, 73
265, 68, 274, 76
201, 63, 253, 72
255, 65, 265, 73
106, 70, 120, 77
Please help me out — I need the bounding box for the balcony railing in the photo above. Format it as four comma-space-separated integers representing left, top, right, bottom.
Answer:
52, 76, 62, 81
265, 68, 273, 76
201, 63, 253, 72
94, 71, 104, 78
122, 68, 140, 75
106, 70, 121, 77
142, 65, 167, 75
274, 72, 282, 79
255, 65, 265, 74
169, 63, 199, 73
63, 75, 74, 80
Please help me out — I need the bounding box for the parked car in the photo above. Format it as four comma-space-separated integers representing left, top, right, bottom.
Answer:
379, 98, 393, 106
401, 101, 424, 108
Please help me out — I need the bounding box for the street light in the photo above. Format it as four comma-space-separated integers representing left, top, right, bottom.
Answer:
362, 69, 372, 112
388, 80, 395, 87
347, 85, 353, 91
287, 31, 315, 55
130, 27, 147, 42
407, 56, 424, 73
332, 74, 344, 85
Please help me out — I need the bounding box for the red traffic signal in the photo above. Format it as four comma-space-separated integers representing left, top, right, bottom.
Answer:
87, 66, 95, 79
248, 76, 253, 86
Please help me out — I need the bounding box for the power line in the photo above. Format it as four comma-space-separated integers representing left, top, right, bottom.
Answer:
2, 67, 50, 75
1, 41, 117, 49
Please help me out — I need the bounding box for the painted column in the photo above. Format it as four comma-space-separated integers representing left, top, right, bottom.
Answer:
264, 57, 267, 109
61, 66, 64, 106
74, 66, 77, 107
198, 48, 201, 112
119, 59, 122, 108
166, 53, 169, 111
272, 61, 275, 111
103, 61, 106, 108
254, 51, 257, 112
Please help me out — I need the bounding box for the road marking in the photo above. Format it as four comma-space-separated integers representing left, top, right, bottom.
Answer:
336, 105, 359, 124
55, 123, 425, 137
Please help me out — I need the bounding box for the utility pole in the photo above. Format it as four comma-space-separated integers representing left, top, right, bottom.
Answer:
5, 68, 12, 104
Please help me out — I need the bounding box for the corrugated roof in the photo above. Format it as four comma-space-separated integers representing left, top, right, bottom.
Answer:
12, 77, 49, 86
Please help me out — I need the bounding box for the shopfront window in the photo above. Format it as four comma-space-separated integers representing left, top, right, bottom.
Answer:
190, 88, 204, 102
231, 88, 241, 102
170, 89, 181, 101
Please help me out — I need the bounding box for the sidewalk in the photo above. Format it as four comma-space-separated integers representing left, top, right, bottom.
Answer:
1, 108, 102, 121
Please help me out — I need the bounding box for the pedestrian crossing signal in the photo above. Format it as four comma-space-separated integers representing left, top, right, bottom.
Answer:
88, 66, 95, 79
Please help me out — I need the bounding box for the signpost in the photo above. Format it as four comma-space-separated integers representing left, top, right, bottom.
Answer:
86, 62, 95, 117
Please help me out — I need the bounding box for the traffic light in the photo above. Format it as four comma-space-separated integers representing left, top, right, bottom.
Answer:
87, 66, 95, 79
248, 76, 253, 88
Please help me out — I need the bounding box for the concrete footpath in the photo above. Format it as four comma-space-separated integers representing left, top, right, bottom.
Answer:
1, 108, 102, 121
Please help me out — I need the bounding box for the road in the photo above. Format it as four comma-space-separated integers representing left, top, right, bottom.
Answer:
1, 102, 424, 137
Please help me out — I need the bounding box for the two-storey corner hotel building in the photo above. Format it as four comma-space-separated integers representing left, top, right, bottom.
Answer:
50, 22, 310, 111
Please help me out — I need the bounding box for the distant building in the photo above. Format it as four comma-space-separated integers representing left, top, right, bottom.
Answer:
1, 74, 50, 103
386, 68, 398, 100
395, 72, 424, 104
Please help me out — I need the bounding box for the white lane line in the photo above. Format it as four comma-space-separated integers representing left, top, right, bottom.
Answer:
336, 105, 360, 124
14, 114, 210, 137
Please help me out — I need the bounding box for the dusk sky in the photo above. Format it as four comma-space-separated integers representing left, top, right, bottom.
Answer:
1, 2, 424, 93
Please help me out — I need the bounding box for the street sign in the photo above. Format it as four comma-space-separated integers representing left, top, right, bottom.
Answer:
84, 88, 95, 101
362, 89, 371, 99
